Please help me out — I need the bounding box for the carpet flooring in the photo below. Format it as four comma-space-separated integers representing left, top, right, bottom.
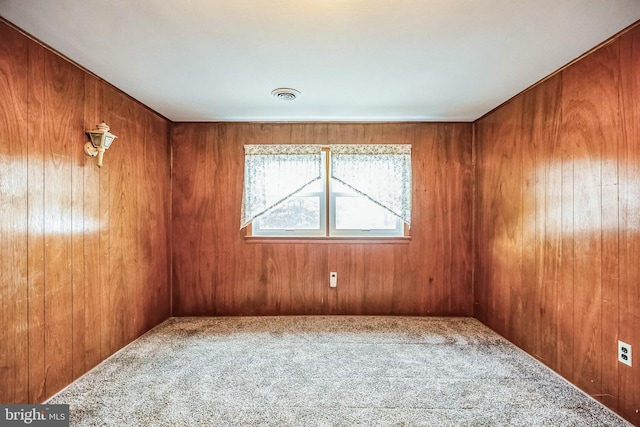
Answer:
48, 316, 630, 426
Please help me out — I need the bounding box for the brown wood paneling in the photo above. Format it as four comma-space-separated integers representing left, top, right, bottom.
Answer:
444, 124, 474, 315
137, 112, 171, 332
38, 43, 84, 399
120, 101, 144, 343
522, 73, 562, 369
101, 85, 129, 359
70, 70, 87, 384
82, 75, 103, 372
474, 23, 640, 425
474, 98, 523, 338
420, 123, 451, 314
0, 20, 29, 404
557, 84, 576, 383
217, 123, 259, 315
172, 122, 474, 316
538, 74, 563, 373
517, 93, 538, 357
560, 38, 621, 402
618, 25, 640, 426
26, 36, 47, 404
0, 21, 171, 403
395, 125, 429, 315
560, 42, 611, 398
171, 124, 217, 314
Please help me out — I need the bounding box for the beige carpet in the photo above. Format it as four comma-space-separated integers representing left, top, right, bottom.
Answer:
48, 316, 630, 426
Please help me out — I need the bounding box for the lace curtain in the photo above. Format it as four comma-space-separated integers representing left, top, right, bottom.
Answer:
330, 144, 412, 225
241, 145, 322, 229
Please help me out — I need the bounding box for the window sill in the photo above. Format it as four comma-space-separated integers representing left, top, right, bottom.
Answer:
244, 236, 411, 244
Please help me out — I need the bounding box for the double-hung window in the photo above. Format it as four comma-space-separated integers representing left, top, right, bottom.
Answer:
241, 144, 411, 238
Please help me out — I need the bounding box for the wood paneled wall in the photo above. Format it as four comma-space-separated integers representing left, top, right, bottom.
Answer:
172, 123, 474, 316
474, 24, 640, 424
0, 21, 171, 403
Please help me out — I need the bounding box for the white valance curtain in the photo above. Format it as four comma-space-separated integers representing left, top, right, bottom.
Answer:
241, 145, 322, 229
330, 144, 412, 226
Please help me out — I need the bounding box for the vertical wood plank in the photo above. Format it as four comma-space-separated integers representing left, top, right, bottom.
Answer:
475, 99, 523, 338
529, 74, 562, 369
406, 124, 435, 315
125, 101, 143, 338
474, 117, 495, 326
447, 124, 474, 316
556, 92, 576, 383
421, 124, 448, 314
171, 124, 217, 315
97, 90, 113, 361
82, 75, 103, 371
41, 48, 83, 399
518, 91, 537, 355
26, 37, 46, 404
0, 20, 29, 404
70, 63, 87, 385
120, 100, 143, 343
137, 112, 171, 331
437, 124, 455, 314
104, 85, 134, 357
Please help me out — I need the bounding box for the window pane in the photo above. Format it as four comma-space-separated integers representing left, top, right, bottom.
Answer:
258, 196, 320, 230
335, 196, 397, 230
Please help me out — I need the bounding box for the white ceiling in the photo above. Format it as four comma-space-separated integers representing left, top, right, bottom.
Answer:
1, 1, 639, 122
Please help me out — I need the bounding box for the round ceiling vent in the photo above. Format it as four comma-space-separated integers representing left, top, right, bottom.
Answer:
272, 88, 301, 101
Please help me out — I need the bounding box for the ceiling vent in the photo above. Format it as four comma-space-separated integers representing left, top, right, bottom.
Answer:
272, 88, 301, 101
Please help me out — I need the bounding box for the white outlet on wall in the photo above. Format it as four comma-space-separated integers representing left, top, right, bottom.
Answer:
618, 340, 632, 367
330, 272, 337, 288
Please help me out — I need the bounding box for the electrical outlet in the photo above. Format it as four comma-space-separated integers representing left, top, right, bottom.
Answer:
330, 272, 337, 288
618, 340, 632, 367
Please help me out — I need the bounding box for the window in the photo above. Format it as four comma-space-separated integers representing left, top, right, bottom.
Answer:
241, 144, 411, 238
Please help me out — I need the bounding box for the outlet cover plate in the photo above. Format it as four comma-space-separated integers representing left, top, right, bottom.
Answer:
618, 340, 632, 367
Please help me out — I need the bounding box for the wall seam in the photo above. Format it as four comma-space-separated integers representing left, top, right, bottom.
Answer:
470, 121, 477, 318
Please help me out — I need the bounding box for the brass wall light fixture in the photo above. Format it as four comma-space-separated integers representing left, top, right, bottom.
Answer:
85, 121, 117, 167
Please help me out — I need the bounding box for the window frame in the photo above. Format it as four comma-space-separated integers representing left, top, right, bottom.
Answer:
250, 147, 407, 238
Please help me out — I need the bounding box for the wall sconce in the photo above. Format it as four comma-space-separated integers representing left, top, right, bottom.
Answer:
85, 121, 117, 167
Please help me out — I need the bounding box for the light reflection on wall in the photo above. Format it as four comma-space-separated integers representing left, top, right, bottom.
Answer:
0, 158, 99, 234
523, 159, 640, 234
